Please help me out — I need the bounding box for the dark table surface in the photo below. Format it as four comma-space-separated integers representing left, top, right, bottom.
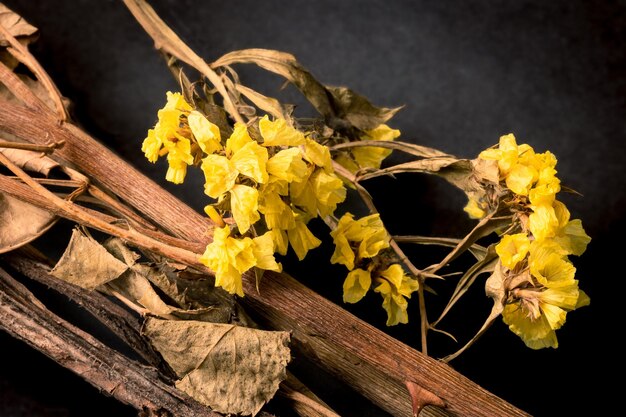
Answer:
1, 1, 623, 416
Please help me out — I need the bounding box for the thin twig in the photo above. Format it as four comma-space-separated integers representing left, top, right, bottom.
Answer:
0, 139, 65, 154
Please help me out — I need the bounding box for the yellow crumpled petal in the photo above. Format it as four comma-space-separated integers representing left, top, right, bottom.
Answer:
304, 138, 332, 172
259, 115, 305, 146
142, 129, 162, 163
252, 232, 282, 272
201, 154, 238, 198
505, 163, 538, 195
229, 184, 260, 234
270, 229, 289, 256
259, 190, 296, 230
463, 197, 487, 219
343, 269, 371, 303
310, 170, 346, 218
374, 280, 409, 326
330, 214, 357, 270
528, 240, 575, 285
529, 204, 559, 240
502, 303, 558, 349
165, 158, 188, 184
188, 111, 222, 155
163, 91, 192, 112
554, 219, 591, 256
226, 123, 253, 155
495, 233, 530, 270
287, 220, 321, 261
230, 140, 269, 184
289, 167, 318, 217
352, 124, 400, 170
267, 147, 308, 183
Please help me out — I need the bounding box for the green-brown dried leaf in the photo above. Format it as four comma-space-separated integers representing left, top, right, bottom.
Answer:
326, 86, 402, 130
144, 318, 291, 416
51, 229, 129, 289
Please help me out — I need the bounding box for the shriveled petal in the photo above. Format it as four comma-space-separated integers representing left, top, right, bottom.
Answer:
142, 129, 162, 163
330, 231, 355, 270
267, 147, 308, 183
529, 204, 559, 240
229, 184, 260, 234
287, 220, 321, 261
259, 115, 305, 146
304, 138, 332, 171
495, 233, 530, 270
231, 140, 269, 184
259, 191, 295, 230
165, 158, 188, 184
252, 232, 282, 272
163, 91, 192, 112
502, 303, 558, 349
310, 170, 346, 218
555, 219, 591, 256
505, 164, 538, 195
226, 123, 253, 155
201, 154, 238, 198
188, 111, 222, 155
343, 269, 371, 303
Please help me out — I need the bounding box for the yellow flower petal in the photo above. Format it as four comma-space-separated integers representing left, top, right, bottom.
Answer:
343, 269, 371, 303
374, 280, 409, 326
270, 229, 289, 256
226, 123, 253, 155
165, 158, 188, 184
188, 111, 222, 155
310, 170, 346, 218
267, 147, 308, 183
505, 163, 538, 195
529, 204, 559, 240
201, 154, 238, 198
142, 129, 162, 163
330, 214, 357, 270
229, 184, 260, 234
529, 240, 575, 285
287, 220, 321, 260
289, 166, 318, 217
259, 190, 296, 230
252, 232, 282, 272
304, 138, 332, 171
495, 233, 530, 270
230, 140, 269, 184
352, 124, 400, 170
463, 197, 487, 219
163, 91, 192, 112
259, 115, 305, 146
554, 219, 591, 256
502, 303, 558, 349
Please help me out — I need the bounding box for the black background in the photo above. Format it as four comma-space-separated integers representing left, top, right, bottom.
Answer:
1, 1, 623, 416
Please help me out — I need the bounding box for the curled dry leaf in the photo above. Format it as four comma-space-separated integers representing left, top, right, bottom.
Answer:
144, 318, 291, 416
51, 228, 129, 289
0, 3, 38, 68
212, 48, 400, 131
0, 149, 85, 254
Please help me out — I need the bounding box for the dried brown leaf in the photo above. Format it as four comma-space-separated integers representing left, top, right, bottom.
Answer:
0, 4, 37, 45
234, 84, 291, 121
212, 48, 400, 130
0, 149, 81, 254
51, 228, 129, 289
0, 192, 55, 254
0, 4, 38, 69
144, 318, 291, 416
326, 86, 402, 130
332, 139, 450, 159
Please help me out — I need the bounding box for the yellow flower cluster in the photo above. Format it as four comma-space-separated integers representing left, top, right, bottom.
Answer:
335, 124, 401, 173
483, 134, 591, 348
331, 213, 418, 326
143, 92, 348, 296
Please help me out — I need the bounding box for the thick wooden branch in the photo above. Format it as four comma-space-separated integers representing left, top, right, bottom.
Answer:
0, 265, 220, 417
0, 100, 528, 416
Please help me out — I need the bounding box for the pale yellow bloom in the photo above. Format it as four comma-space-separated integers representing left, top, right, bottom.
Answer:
229, 184, 260, 234
374, 264, 419, 326
495, 233, 531, 270
310, 170, 346, 218
552, 201, 591, 256
230, 140, 269, 184
252, 232, 282, 272
199, 226, 255, 297
267, 148, 308, 183
352, 124, 400, 170
270, 228, 289, 256
258, 190, 296, 230
165, 158, 188, 184
505, 163, 538, 196
330, 213, 357, 270
343, 269, 371, 303
289, 166, 318, 216
479, 134, 521, 176
188, 110, 222, 155
330, 213, 390, 270
529, 204, 559, 240
163, 91, 192, 112
201, 154, 238, 198
463, 197, 487, 219
304, 138, 332, 172
142, 129, 161, 163
259, 115, 305, 146
528, 240, 575, 286
287, 219, 321, 260
226, 123, 253, 155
